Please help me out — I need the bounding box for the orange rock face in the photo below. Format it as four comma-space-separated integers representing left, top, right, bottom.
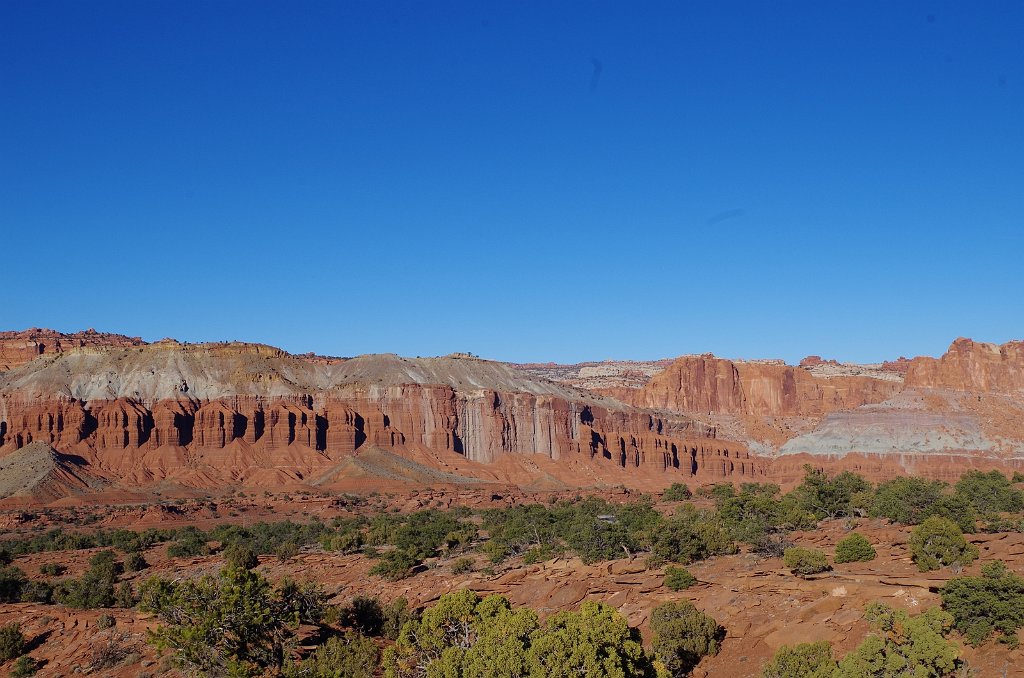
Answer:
906, 338, 1024, 393
0, 337, 770, 494
0, 328, 145, 370
3, 330, 1024, 499
0, 390, 764, 491
630, 354, 900, 417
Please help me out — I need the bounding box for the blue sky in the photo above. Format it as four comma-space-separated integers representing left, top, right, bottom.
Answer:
2, 1, 1021, 364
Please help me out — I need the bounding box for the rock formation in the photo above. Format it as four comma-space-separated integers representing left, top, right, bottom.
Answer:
0, 441, 98, 502
0, 328, 144, 370
516, 340, 1024, 485
0, 340, 764, 496
3, 331, 1024, 497
905, 338, 1024, 393
628, 354, 901, 418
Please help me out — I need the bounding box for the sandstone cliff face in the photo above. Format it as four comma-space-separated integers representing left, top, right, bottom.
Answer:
7, 330, 1022, 496
631, 354, 900, 418
906, 338, 1024, 393
513, 359, 673, 390
0, 342, 758, 492
0, 329, 144, 371
774, 340, 1024, 469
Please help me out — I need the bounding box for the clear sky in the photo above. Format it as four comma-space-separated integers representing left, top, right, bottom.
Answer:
2, 1, 1021, 364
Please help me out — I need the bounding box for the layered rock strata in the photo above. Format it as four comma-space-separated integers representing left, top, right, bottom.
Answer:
905, 338, 1024, 393
0, 328, 144, 370
628, 354, 901, 418
0, 343, 762, 491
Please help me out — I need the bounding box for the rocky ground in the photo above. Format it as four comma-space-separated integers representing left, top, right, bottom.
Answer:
2, 491, 1024, 677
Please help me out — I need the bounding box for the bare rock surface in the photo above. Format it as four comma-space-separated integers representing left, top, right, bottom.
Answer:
1, 330, 1024, 499
0, 441, 99, 502
0, 328, 144, 371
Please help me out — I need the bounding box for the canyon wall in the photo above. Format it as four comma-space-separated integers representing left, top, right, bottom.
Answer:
0, 329, 144, 371
629, 354, 900, 417
905, 338, 1024, 393
0, 343, 765, 491
4, 332, 1023, 497
0, 390, 760, 486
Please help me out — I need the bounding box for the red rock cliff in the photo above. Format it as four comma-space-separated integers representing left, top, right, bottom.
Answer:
0, 329, 145, 371
632, 354, 900, 417
0, 343, 764, 489
905, 338, 1024, 393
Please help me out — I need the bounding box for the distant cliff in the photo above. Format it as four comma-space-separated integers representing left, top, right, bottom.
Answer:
0, 328, 144, 370
905, 338, 1024, 393
626, 354, 900, 417
0, 340, 761, 495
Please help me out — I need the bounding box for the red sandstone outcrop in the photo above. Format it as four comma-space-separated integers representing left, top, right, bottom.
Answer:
879, 357, 911, 375
0, 341, 762, 494
906, 338, 1024, 393
3, 330, 1024, 498
799, 356, 839, 368
0, 328, 145, 370
629, 354, 900, 418
513, 359, 673, 390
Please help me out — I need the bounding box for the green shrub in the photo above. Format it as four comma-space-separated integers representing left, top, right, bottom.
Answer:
0, 526, 173, 557
869, 477, 947, 525
664, 565, 697, 591
563, 514, 638, 565
783, 548, 829, 576
275, 541, 299, 562
650, 600, 722, 676
532, 599, 656, 677
834, 533, 876, 563
383, 591, 655, 678
909, 516, 978, 572
653, 504, 736, 564
833, 603, 959, 677
9, 655, 38, 677
954, 470, 1024, 516
762, 641, 835, 678
0, 566, 27, 603
942, 560, 1024, 647
382, 597, 412, 641
282, 631, 377, 678
277, 577, 328, 626
209, 520, 329, 558
39, 563, 66, 577
96, 613, 116, 629
19, 580, 53, 604
714, 483, 815, 546
123, 552, 148, 572
451, 556, 474, 574
0, 622, 26, 662
663, 483, 692, 501
522, 544, 558, 565
54, 550, 122, 609
223, 542, 259, 570
792, 466, 870, 520
926, 494, 979, 533
324, 529, 363, 554
167, 531, 210, 558
340, 596, 385, 635
369, 550, 418, 580
140, 566, 326, 676
481, 497, 663, 565
384, 590, 530, 678
115, 581, 137, 608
